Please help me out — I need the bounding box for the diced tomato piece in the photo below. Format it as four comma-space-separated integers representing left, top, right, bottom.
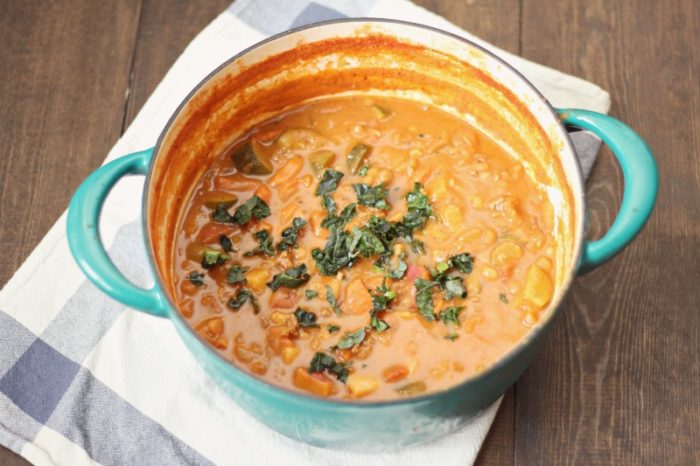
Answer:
198, 222, 236, 244
215, 173, 262, 192
269, 288, 300, 309
405, 264, 430, 282
254, 183, 273, 204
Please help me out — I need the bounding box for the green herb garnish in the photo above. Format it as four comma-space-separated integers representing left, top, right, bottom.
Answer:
227, 289, 259, 313
294, 308, 320, 328
226, 264, 248, 285
309, 352, 349, 382
219, 235, 234, 252
443, 276, 467, 300
311, 228, 358, 276
321, 194, 337, 215
213, 203, 234, 223
369, 282, 394, 332
315, 169, 344, 195
201, 247, 229, 269
358, 165, 369, 177
353, 183, 390, 209
277, 217, 306, 252
231, 195, 270, 225
336, 327, 367, 349
267, 264, 311, 290
325, 285, 340, 315
327, 325, 340, 333
415, 278, 436, 322
352, 226, 387, 258
438, 306, 464, 325
449, 252, 474, 274
402, 182, 433, 231
305, 289, 319, 300
187, 271, 205, 286
244, 230, 274, 257
320, 203, 356, 231
499, 293, 509, 304
410, 239, 426, 254
387, 257, 407, 279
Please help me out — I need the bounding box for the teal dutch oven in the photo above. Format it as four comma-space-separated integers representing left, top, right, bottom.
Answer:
66, 20, 657, 451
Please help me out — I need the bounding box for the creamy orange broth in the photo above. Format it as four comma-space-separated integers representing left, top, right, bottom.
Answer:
173, 96, 556, 401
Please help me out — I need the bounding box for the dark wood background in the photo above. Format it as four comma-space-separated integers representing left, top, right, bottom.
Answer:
1, 1, 698, 464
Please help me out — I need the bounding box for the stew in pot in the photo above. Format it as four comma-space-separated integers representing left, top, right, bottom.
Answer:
173, 95, 558, 400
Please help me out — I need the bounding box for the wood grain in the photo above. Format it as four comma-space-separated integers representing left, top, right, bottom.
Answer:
0, 0, 142, 464
123, 0, 231, 127
518, 0, 700, 464
0, 0, 142, 287
1, 1, 699, 465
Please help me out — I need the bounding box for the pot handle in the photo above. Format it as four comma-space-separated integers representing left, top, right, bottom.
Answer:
557, 108, 658, 273
66, 148, 169, 317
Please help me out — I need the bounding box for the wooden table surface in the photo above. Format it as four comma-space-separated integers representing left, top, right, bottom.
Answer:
1, 1, 698, 464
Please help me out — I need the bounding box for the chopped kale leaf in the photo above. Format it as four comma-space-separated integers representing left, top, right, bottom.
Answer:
438, 306, 464, 325
309, 352, 349, 382
227, 289, 259, 313
315, 169, 344, 196
267, 264, 311, 290
201, 247, 229, 269
294, 308, 320, 328
321, 194, 337, 215
277, 217, 306, 252
415, 278, 437, 322
219, 235, 234, 253
449, 252, 474, 274
231, 195, 270, 225
187, 271, 205, 287
325, 285, 340, 315
320, 203, 356, 231
353, 183, 390, 209
311, 228, 358, 276
336, 327, 367, 349
226, 264, 248, 285
244, 230, 275, 257
213, 203, 234, 223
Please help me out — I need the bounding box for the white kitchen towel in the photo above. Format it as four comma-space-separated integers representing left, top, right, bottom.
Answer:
0, 1, 610, 465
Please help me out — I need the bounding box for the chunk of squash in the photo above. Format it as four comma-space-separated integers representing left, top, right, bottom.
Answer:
309, 150, 336, 174
277, 128, 327, 151
522, 265, 553, 308
293, 367, 335, 397
347, 373, 379, 398
342, 278, 372, 315
346, 143, 371, 174
231, 139, 273, 175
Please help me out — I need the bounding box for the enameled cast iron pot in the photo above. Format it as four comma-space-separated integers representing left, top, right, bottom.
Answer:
66, 20, 658, 451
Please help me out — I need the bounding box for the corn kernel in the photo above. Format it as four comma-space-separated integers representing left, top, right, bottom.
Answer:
481, 266, 498, 280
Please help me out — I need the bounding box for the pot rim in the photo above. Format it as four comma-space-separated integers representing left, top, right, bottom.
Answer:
142, 17, 585, 408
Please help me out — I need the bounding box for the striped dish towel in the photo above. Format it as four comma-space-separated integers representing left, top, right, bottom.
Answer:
0, 1, 610, 465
